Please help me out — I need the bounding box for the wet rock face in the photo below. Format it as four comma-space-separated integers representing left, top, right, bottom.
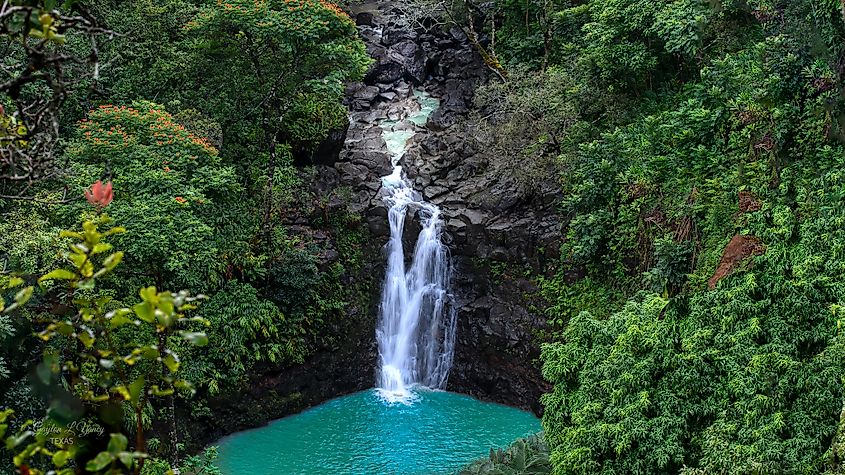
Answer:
338, 2, 561, 413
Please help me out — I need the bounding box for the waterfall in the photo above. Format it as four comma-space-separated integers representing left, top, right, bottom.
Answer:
375, 91, 456, 399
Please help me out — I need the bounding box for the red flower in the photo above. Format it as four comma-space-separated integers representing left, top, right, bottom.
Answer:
85, 180, 113, 209
174, 196, 187, 204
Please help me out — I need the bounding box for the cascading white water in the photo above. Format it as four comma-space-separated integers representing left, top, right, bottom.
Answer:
376, 91, 456, 400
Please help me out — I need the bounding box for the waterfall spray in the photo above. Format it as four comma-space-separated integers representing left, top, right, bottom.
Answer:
375, 91, 456, 400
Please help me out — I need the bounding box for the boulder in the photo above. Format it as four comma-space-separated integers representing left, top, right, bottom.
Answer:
291, 122, 349, 166
355, 11, 374, 26
365, 60, 403, 85
387, 40, 428, 84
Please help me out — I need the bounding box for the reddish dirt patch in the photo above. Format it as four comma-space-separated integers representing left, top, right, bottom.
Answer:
739, 190, 762, 213
708, 235, 766, 289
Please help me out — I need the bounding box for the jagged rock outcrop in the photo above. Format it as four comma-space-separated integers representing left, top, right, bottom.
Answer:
337, 1, 561, 412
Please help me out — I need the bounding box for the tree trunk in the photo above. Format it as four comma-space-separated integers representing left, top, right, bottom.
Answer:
134, 404, 145, 475
542, 26, 550, 71
158, 332, 179, 467
443, 5, 508, 81
465, 20, 508, 81
167, 394, 178, 467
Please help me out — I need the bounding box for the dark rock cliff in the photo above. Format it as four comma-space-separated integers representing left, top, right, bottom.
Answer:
341, 1, 558, 413
188, 0, 559, 449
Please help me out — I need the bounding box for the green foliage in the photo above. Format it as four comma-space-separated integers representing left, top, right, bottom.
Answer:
0, 200, 64, 275
64, 102, 242, 291
0, 0, 109, 182
181, 282, 304, 395
543, 243, 845, 472
2, 0, 374, 472
0, 278, 19, 381
267, 247, 319, 317
2, 214, 209, 474
469, 65, 596, 191
478, 0, 845, 472
142, 446, 221, 475
83, 0, 199, 107
538, 19, 845, 475
642, 237, 692, 295
182, 0, 370, 158
458, 433, 551, 475
538, 276, 625, 329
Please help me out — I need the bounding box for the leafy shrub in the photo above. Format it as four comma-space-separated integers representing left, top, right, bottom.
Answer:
267, 248, 320, 317
1, 209, 210, 474
64, 102, 242, 292
458, 433, 551, 475
182, 282, 305, 395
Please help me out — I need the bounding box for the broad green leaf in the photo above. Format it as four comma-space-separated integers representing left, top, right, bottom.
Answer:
6, 430, 33, 449
180, 331, 208, 346
85, 451, 115, 471
59, 230, 83, 240
4, 286, 33, 312
83, 391, 110, 403
107, 308, 133, 328
163, 353, 180, 372
112, 385, 130, 401
14, 286, 33, 304
128, 376, 145, 404
77, 329, 95, 348
149, 385, 174, 397
141, 346, 159, 359
103, 251, 124, 270
55, 321, 74, 336
76, 278, 95, 290
133, 302, 155, 323
91, 242, 113, 255
139, 286, 158, 302
118, 451, 134, 467
69, 253, 86, 267
156, 308, 175, 328
39, 269, 76, 283
102, 226, 126, 237
52, 450, 70, 467
107, 433, 128, 454
80, 260, 94, 278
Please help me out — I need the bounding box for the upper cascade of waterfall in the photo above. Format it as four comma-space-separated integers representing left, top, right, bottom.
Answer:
375, 90, 456, 403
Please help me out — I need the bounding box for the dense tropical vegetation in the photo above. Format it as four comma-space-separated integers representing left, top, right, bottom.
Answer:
3, 0, 845, 473
2, 0, 368, 472
457, 0, 845, 473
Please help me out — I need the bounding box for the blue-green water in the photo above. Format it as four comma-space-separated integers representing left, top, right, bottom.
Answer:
215, 389, 541, 475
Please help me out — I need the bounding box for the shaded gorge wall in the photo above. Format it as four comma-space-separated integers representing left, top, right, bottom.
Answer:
185, 0, 560, 450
